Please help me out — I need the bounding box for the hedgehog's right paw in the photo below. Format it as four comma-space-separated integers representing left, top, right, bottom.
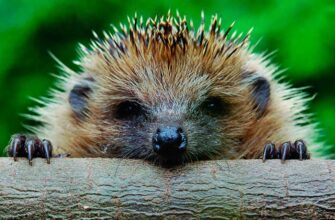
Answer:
7, 134, 53, 165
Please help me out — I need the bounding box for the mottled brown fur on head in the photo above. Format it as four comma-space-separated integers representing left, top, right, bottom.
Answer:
29, 12, 320, 164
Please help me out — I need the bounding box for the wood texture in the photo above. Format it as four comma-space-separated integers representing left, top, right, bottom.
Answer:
0, 158, 334, 219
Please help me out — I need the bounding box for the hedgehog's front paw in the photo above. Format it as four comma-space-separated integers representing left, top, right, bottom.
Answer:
7, 134, 52, 165
262, 140, 310, 162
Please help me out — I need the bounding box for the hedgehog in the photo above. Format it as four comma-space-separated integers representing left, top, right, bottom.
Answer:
7, 12, 318, 166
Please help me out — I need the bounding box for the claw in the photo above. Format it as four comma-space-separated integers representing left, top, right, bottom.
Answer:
297, 142, 303, 160
280, 142, 291, 162
42, 139, 52, 164
262, 143, 276, 162
43, 144, 50, 164
294, 139, 307, 160
11, 138, 20, 161
25, 140, 36, 166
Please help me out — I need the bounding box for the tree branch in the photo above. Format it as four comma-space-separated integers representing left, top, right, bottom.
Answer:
0, 158, 334, 219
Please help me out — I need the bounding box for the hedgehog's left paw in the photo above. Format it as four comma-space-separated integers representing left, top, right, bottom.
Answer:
262, 140, 310, 162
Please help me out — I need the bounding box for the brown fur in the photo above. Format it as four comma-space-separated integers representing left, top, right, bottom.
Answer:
27, 12, 320, 162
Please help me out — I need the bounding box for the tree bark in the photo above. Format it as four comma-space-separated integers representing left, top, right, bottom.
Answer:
0, 158, 334, 219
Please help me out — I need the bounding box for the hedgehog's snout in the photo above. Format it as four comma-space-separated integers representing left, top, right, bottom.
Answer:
152, 126, 187, 157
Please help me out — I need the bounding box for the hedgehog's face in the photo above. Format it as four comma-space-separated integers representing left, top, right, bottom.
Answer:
105, 91, 232, 166
69, 15, 271, 166
70, 53, 271, 166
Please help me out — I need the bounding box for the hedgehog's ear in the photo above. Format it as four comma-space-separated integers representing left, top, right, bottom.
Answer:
250, 76, 271, 118
69, 77, 95, 120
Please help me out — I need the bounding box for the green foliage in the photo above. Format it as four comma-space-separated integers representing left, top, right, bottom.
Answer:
0, 0, 334, 157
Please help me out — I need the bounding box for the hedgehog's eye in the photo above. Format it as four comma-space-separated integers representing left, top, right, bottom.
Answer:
115, 101, 146, 120
200, 96, 227, 116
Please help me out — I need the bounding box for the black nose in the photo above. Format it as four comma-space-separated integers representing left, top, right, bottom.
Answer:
152, 126, 187, 157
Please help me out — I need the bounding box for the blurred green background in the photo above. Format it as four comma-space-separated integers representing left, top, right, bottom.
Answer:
0, 0, 334, 157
